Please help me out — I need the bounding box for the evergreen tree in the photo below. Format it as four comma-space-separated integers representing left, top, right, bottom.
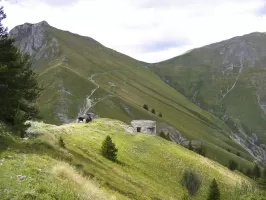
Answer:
260, 167, 266, 188
263, 167, 266, 179
0, 7, 41, 132
252, 163, 261, 179
151, 108, 156, 114
228, 160, 238, 171
101, 135, 118, 162
181, 170, 202, 196
143, 104, 149, 111
158, 112, 162, 118
59, 136, 65, 148
245, 168, 252, 177
207, 179, 220, 200
194, 144, 206, 157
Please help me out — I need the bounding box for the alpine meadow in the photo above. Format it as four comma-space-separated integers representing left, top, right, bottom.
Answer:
0, 5, 266, 200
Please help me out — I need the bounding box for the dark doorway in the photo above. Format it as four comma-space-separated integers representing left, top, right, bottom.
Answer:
137, 127, 141, 132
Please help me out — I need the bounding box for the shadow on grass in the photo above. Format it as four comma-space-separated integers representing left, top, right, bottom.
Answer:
0, 135, 25, 154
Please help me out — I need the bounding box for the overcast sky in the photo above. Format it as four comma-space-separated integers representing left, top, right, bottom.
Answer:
1, 0, 266, 62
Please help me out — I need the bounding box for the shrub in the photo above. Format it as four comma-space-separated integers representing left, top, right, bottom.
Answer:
151, 109, 156, 114
194, 144, 206, 157
181, 170, 202, 196
59, 136, 65, 148
143, 104, 149, 111
252, 163, 261, 179
236, 152, 241, 157
101, 135, 118, 162
207, 179, 220, 200
158, 112, 162, 118
228, 160, 238, 171
188, 141, 193, 150
245, 168, 252, 177
260, 167, 266, 188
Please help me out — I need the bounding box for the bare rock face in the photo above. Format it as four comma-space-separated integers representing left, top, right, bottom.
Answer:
9, 21, 59, 61
158, 122, 188, 145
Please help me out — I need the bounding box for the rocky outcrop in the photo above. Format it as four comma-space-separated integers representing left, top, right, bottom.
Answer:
9, 21, 59, 61
158, 122, 188, 146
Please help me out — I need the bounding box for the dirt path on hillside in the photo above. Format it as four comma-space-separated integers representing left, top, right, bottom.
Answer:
78, 65, 150, 115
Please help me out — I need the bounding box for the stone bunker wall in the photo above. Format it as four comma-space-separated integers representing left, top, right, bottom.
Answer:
130, 120, 156, 135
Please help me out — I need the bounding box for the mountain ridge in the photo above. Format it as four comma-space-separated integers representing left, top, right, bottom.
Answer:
9, 21, 259, 167
151, 31, 266, 163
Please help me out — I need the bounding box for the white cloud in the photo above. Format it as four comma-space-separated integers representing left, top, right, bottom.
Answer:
1, 0, 266, 62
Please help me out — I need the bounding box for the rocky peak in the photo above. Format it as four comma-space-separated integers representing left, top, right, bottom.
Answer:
9, 21, 60, 62
203, 32, 266, 69
9, 21, 50, 59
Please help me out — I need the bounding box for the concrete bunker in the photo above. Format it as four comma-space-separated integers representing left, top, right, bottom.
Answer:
130, 120, 156, 135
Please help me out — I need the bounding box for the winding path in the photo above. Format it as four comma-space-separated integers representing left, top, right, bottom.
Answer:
79, 65, 150, 115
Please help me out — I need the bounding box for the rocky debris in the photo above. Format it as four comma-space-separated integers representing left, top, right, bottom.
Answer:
190, 140, 202, 149
121, 124, 134, 133
25, 129, 37, 138
16, 175, 26, 181
158, 123, 188, 146
120, 103, 134, 118
61, 55, 68, 62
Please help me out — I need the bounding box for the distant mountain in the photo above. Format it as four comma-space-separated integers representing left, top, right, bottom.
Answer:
151, 32, 266, 162
9, 21, 257, 167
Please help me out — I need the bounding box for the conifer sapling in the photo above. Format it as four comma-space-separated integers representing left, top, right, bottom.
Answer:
101, 135, 118, 162
207, 178, 220, 200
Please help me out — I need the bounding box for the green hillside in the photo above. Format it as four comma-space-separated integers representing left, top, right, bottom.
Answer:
9, 21, 256, 168
151, 32, 266, 162
0, 119, 263, 200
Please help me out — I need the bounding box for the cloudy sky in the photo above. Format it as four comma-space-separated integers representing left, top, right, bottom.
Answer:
1, 0, 266, 62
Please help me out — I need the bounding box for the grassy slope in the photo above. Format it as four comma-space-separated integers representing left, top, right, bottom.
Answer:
151, 34, 266, 148
29, 25, 255, 169
152, 61, 266, 146
0, 119, 261, 200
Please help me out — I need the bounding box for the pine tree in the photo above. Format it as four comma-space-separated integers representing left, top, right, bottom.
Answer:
181, 170, 202, 196
151, 108, 156, 114
0, 7, 41, 132
207, 179, 220, 200
228, 160, 238, 171
59, 136, 65, 148
261, 167, 266, 188
143, 104, 149, 111
252, 163, 261, 179
245, 168, 252, 177
101, 135, 118, 162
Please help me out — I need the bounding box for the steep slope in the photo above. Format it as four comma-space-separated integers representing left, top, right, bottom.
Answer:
9, 21, 254, 168
0, 119, 261, 200
151, 32, 266, 162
